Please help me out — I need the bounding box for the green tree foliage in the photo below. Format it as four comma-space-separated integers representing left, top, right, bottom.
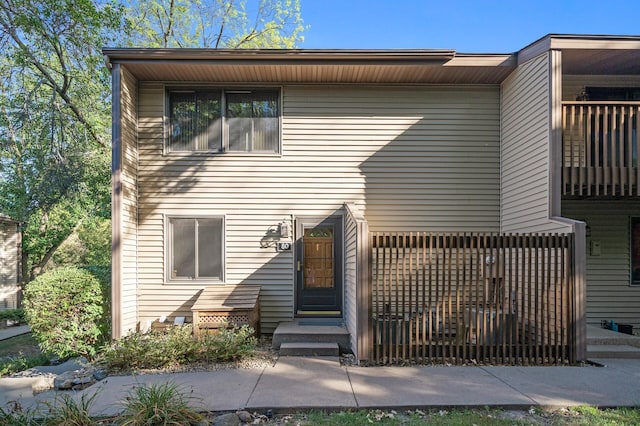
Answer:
0, 0, 305, 284
23, 266, 108, 359
52, 217, 112, 268
124, 0, 305, 48
0, 0, 119, 281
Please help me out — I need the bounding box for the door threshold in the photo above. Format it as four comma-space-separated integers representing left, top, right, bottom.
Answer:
296, 310, 341, 316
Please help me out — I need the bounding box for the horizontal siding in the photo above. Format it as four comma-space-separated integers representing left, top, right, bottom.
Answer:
501, 52, 569, 234
119, 67, 138, 334
344, 207, 358, 355
0, 222, 19, 310
563, 199, 640, 330
136, 84, 501, 333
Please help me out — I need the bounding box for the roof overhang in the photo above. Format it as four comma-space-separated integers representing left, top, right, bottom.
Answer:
520, 34, 640, 75
102, 48, 517, 85
0, 215, 20, 225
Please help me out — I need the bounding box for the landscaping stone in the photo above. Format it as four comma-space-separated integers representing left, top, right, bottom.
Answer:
236, 410, 253, 423
52, 361, 98, 390
93, 369, 108, 381
213, 412, 240, 426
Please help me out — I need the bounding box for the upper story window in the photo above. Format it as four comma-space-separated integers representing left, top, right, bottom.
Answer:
584, 87, 640, 101
168, 89, 280, 154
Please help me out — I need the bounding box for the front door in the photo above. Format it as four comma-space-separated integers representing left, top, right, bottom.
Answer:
295, 216, 343, 316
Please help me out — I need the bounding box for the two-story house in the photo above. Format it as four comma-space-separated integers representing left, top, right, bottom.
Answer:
106, 34, 640, 363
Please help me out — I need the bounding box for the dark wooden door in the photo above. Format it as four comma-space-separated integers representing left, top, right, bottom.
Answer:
296, 217, 343, 315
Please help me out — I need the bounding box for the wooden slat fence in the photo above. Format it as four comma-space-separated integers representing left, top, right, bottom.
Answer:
563, 102, 640, 196
370, 232, 576, 365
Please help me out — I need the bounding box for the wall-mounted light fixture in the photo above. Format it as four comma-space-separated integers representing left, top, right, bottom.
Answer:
279, 220, 290, 239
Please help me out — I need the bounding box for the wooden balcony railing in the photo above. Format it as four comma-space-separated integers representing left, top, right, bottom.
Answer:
562, 102, 640, 196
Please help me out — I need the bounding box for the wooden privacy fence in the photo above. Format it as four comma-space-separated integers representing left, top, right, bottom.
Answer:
370, 232, 576, 365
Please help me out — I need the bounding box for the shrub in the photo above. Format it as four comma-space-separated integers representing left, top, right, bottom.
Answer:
0, 309, 24, 323
102, 324, 256, 371
23, 266, 107, 359
103, 325, 198, 371
82, 265, 111, 339
198, 324, 257, 362
118, 382, 204, 425
0, 353, 50, 377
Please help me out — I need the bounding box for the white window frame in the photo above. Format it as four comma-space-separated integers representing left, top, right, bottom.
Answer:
164, 87, 282, 156
165, 215, 225, 284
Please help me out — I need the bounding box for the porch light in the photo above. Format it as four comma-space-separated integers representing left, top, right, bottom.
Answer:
279, 220, 290, 238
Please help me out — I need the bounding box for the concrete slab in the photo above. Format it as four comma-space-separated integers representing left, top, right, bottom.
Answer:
247, 357, 356, 410
75, 368, 266, 417
588, 344, 640, 359
483, 364, 640, 407
0, 325, 30, 341
587, 324, 640, 348
0, 376, 57, 411
348, 365, 536, 408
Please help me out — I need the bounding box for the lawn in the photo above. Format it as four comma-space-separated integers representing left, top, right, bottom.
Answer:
0, 333, 40, 358
0, 333, 49, 376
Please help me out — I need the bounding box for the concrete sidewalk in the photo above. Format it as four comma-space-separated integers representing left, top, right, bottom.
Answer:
0, 325, 30, 341
2, 357, 639, 417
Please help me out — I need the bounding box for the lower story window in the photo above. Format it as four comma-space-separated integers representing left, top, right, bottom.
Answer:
168, 217, 223, 281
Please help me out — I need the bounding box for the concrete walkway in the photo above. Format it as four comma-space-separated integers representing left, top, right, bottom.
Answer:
0, 325, 30, 341
2, 357, 639, 417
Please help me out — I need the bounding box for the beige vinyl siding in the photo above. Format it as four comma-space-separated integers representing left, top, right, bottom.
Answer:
501, 52, 569, 233
0, 221, 19, 310
118, 67, 139, 334
345, 211, 357, 350
563, 75, 640, 101
136, 84, 501, 332
562, 199, 640, 330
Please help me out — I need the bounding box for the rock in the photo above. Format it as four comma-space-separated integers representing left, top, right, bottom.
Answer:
53, 367, 97, 390
93, 369, 108, 381
54, 371, 76, 390
213, 413, 240, 426
236, 410, 252, 423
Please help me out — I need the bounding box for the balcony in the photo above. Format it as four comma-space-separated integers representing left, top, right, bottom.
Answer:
562, 102, 640, 197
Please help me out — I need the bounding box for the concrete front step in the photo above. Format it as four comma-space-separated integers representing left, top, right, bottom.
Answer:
272, 320, 351, 352
587, 344, 640, 359
280, 342, 340, 357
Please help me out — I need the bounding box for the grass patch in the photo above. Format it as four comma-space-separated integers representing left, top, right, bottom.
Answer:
278, 408, 640, 425
560, 405, 640, 425
0, 334, 40, 358
299, 409, 533, 425
0, 333, 49, 377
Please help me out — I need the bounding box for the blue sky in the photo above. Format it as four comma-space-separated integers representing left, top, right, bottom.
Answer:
299, 0, 640, 52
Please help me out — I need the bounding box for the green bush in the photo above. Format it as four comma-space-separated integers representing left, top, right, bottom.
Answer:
23, 266, 107, 359
0, 309, 24, 323
102, 324, 256, 371
199, 324, 257, 362
82, 265, 111, 339
0, 353, 50, 377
